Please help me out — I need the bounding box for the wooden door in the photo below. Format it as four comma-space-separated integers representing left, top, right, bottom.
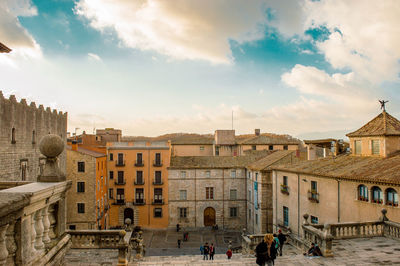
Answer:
204, 207, 216, 226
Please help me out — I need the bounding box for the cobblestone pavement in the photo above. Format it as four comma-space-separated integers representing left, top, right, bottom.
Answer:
65, 235, 400, 265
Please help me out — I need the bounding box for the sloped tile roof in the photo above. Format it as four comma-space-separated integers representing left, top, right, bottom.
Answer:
346, 111, 400, 137
247, 150, 295, 171
0, 42, 11, 53
67, 145, 106, 158
236, 135, 301, 145
272, 153, 400, 185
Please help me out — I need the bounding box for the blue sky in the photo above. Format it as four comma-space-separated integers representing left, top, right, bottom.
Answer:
1, 0, 399, 138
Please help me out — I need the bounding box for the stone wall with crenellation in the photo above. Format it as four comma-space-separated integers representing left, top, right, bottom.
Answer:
0, 91, 67, 181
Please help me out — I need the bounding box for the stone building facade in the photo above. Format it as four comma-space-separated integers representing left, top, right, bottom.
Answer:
0, 91, 67, 181
66, 144, 107, 230
272, 111, 400, 236
168, 152, 274, 230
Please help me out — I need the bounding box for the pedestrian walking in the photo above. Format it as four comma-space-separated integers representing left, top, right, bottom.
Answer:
200, 244, 204, 255
203, 242, 209, 260
255, 233, 277, 266
277, 229, 287, 256
209, 243, 215, 260
176, 223, 180, 232
273, 233, 280, 250
177, 239, 181, 249
226, 248, 232, 259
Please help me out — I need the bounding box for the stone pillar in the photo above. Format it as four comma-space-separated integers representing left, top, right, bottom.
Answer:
0, 224, 9, 266
5, 221, 17, 266
42, 206, 51, 247
30, 215, 37, 257
34, 210, 45, 250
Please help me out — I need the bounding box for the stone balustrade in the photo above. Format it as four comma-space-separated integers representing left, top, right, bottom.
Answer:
302, 223, 333, 257
0, 181, 71, 266
68, 230, 123, 249
241, 234, 264, 255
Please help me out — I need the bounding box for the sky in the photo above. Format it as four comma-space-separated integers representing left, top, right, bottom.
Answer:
0, 0, 400, 139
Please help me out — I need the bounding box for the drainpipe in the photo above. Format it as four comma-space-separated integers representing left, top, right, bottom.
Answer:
337, 180, 341, 223
297, 173, 300, 237
195, 169, 197, 228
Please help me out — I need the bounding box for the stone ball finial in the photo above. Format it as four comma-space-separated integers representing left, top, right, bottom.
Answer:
381, 208, 387, 215
125, 218, 132, 226
119, 230, 127, 237
39, 134, 64, 158
303, 214, 309, 220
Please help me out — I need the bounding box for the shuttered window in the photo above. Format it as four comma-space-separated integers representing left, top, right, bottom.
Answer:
372, 140, 380, 155
355, 140, 362, 155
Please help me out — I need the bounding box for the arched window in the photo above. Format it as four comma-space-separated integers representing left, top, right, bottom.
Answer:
32, 130, 36, 144
386, 188, 398, 207
358, 185, 368, 201
372, 186, 383, 204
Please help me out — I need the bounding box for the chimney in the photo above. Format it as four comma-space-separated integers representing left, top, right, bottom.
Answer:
72, 140, 78, 151
255, 129, 260, 136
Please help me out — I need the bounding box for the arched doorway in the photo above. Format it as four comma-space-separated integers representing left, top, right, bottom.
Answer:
124, 208, 134, 223
204, 207, 216, 226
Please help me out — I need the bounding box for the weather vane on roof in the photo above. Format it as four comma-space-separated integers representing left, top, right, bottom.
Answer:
379, 100, 389, 111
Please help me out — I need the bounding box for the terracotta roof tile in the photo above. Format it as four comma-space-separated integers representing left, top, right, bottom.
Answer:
247, 150, 295, 171
67, 146, 106, 158
346, 111, 400, 137
272, 153, 400, 185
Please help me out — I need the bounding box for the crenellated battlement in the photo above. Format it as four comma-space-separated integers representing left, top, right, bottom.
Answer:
0, 90, 68, 181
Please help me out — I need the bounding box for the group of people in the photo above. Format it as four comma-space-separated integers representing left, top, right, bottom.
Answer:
200, 243, 216, 260
255, 230, 287, 266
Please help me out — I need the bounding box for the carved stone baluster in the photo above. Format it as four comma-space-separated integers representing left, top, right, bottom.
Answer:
31, 215, 37, 257
34, 209, 45, 250
0, 224, 10, 266
6, 221, 17, 266
42, 206, 51, 248
48, 205, 57, 241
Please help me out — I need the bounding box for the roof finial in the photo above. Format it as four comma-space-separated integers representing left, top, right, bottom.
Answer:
379, 100, 389, 111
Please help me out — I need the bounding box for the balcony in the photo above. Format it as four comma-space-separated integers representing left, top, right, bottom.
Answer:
371, 198, 383, 204
386, 201, 399, 207
134, 180, 145, 185
114, 199, 126, 205
115, 160, 125, 167
153, 179, 163, 185
308, 190, 319, 203
153, 159, 163, 167
135, 160, 144, 167
280, 184, 289, 195
358, 196, 369, 202
114, 179, 126, 185
152, 199, 164, 205
134, 199, 146, 205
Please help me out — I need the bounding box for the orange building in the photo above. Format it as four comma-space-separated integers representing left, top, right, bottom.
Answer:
107, 141, 170, 228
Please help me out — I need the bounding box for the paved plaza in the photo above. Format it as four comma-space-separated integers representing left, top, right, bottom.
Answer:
65, 234, 400, 265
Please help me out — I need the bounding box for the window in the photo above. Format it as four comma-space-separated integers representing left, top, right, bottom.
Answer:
230, 207, 238, 217
372, 140, 380, 155
358, 185, 368, 201
117, 171, 124, 184
205, 171, 211, 178
248, 190, 252, 202
109, 153, 113, 161
283, 176, 288, 186
372, 186, 383, 203
179, 208, 187, 218
311, 181, 317, 192
386, 188, 398, 206
180, 171, 186, 178
154, 188, 163, 203
252, 145, 256, 150
231, 170, 236, 178
283, 145, 288, 150
206, 187, 214, 199
269, 145, 273, 150
135, 188, 144, 204
215, 146, 219, 156
355, 140, 362, 155
11, 128, 16, 144
283, 206, 289, 227
154, 171, 162, 184
154, 208, 162, 218
69, 225, 76, 230
248, 172, 251, 179
155, 153, 161, 165
20, 160, 27, 181
136, 171, 143, 184
249, 209, 251, 220
109, 171, 114, 179
77, 162, 85, 172
136, 153, 143, 165
77, 182, 85, 192
179, 190, 187, 200
311, 216, 319, 224
32, 130, 36, 144
117, 153, 124, 165
77, 203, 85, 213
116, 189, 125, 203
109, 188, 114, 199
255, 213, 258, 224
200, 146, 204, 151
230, 189, 237, 200
255, 172, 258, 181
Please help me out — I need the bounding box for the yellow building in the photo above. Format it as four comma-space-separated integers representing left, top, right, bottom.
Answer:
107, 141, 170, 228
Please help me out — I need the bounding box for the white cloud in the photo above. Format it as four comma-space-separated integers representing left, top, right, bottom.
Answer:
87, 52, 102, 62
75, 0, 268, 64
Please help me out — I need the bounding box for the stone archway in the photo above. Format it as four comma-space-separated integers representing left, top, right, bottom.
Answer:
124, 208, 134, 223
204, 207, 216, 226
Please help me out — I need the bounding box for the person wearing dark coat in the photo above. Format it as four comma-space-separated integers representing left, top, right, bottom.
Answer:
277, 229, 287, 256
256, 234, 277, 266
